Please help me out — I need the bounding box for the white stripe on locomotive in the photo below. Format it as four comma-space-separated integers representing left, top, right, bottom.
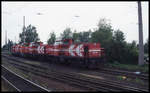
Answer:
69, 45, 75, 56
76, 44, 83, 57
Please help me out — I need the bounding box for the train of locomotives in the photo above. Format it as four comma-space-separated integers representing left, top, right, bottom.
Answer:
11, 39, 105, 69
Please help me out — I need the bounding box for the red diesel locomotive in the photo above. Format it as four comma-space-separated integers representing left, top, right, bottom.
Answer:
11, 39, 105, 68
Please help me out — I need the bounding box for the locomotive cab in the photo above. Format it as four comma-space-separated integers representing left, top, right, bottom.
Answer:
54, 39, 74, 45
62, 39, 74, 45
54, 40, 62, 45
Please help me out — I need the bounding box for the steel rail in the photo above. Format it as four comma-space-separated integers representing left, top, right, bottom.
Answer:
2, 59, 114, 91
1, 76, 21, 92
99, 68, 148, 81
2, 56, 148, 92
2, 65, 51, 92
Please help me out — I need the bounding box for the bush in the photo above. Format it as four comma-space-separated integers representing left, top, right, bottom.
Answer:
107, 62, 149, 73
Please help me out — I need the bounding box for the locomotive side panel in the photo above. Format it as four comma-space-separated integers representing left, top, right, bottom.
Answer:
11, 38, 105, 69
86, 43, 102, 58
53, 45, 61, 56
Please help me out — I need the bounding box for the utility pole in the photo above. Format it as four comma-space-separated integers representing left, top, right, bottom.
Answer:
23, 16, 26, 43
137, 1, 144, 65
15, 36, 16, 43
5, 30, 7, 45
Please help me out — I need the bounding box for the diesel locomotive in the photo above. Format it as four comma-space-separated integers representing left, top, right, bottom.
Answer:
11, 39, 105, 68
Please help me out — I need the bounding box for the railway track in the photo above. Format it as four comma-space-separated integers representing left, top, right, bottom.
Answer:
2, 54, 47, 69
98, 68, 149, 81
2, 54, 149, 81
2, 54, 148, 92
2, 56, 118, 91
1, 65, 50, 92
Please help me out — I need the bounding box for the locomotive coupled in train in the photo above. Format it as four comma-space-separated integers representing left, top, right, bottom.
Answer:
11, 39, 105, 68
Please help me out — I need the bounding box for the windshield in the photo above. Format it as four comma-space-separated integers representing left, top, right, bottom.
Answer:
54, 41, 62, 45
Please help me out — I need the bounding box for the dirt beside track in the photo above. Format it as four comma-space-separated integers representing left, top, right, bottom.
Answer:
1, 52, 149, 91
2, 57, 85, 91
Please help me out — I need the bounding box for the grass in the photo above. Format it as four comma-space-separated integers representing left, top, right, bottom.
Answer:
126, 78, 132, 82
1, 80, 16, 92
106, 61, 149, 73
116, 76, 124, 80
1, 80, 9, 92
135, 78, 144, 84
116, 75, 145, 85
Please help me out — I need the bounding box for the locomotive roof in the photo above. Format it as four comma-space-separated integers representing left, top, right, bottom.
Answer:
57, 38, 74, 42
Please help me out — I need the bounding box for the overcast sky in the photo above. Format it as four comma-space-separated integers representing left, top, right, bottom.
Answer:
2, 1, 149, 47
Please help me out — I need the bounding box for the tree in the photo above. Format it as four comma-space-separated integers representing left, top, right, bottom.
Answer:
79, 30, 92, 42
47, 32, 56, 44
61, 28, 73, 40
111, 30, 127, 63
113, 29, 125, 43
72, 29, 92, 43
7, 39, 14, 51
19, 24, 40, 44
2, 39, 13, 51
97, 18, 111, 29
109, 30, 138, 64
72, 30, 80, 43
91, 18, 113, 47
90, 18, 113, 62
124, 41, 138, 64
57, 18, 141, 65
